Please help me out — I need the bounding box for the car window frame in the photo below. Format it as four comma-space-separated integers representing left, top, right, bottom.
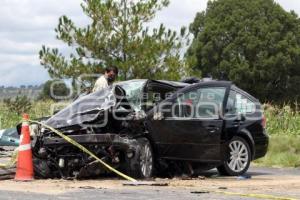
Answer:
225, 88, 257, 117
169, 85, 230, 120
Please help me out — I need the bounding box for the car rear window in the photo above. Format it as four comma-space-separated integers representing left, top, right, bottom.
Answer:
226, 90, 256, 115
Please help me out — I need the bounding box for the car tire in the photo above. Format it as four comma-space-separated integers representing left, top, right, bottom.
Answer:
126, 138, 154, 179
217, 136, 251, 176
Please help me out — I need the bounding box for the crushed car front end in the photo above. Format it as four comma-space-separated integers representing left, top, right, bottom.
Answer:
29, 83, 149, 179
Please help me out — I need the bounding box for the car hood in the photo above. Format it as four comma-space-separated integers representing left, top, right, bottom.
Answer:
45, 86, 119, 129
0, 128, 20, 146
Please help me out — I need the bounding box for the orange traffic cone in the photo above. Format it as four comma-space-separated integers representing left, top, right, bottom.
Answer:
15, 114, 34, 181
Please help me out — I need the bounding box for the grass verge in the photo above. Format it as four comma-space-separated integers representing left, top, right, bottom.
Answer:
0, 101, 54, 129
254, 134, 300, 168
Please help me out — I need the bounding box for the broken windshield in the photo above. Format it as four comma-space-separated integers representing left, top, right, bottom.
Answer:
116, 80, 146, 111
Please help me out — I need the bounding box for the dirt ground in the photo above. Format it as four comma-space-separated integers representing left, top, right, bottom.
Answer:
0, 167, 300, 199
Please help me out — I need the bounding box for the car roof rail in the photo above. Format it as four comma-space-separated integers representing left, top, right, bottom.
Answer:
181, 77, 218, 84
180, 77, 201, 84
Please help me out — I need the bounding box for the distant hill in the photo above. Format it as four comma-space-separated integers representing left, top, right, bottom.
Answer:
0, 85, 43, 100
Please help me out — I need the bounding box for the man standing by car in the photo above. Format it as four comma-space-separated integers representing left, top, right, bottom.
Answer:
93, 66, 119, 92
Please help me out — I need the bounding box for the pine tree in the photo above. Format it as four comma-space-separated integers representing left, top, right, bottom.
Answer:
40, 0, 189, 86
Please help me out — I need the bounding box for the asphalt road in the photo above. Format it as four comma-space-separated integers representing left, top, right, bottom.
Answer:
0, 166, 299, 200
0, 188, 258, 200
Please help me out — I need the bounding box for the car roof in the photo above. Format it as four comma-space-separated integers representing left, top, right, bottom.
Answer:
189, 80, 232, 88
116, 79, 190, 88
173, 80, 232, 94
115, 79, 147, 87
155, 80, 190, 88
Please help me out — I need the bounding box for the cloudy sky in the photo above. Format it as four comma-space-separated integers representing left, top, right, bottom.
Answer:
0, 0, 298, 87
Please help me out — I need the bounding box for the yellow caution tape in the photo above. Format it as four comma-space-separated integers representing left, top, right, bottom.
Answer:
215, 191, 298, 200
29, 120, 137, 182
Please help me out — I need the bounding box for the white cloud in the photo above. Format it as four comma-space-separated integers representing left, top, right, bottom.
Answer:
0, 0, 299, 86
0, 63, 49, 87
0, 0, 86, 86
0, 0, 86, 31
149, 0, 208, 30
275, 0, 300, 14
0, 53, 48, 86
0, 39, 41, 55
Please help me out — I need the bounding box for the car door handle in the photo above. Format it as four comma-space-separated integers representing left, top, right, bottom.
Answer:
205, 126, 219, 133
233, 120, 244, 127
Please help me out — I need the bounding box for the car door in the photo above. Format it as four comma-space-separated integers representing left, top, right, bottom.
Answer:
147, 86, 227, 162
223, 89, 261, 159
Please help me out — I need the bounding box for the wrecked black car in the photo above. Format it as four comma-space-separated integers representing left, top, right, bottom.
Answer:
23, 79, 268, 179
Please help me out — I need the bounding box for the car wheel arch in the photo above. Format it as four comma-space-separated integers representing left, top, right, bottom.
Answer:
235, 129, 256, 160
143, 134, 159, 155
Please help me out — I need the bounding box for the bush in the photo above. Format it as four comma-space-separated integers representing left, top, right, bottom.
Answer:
3, 96, 32, 115
254, 104, 300, 167
263, 104, 300, 135
0, 100, 54, 129
38, 80, 70, 101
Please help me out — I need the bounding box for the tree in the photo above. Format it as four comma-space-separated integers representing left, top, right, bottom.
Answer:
40, 0, 189, 86
187, 0, 300, 102
38, 80, 70, 101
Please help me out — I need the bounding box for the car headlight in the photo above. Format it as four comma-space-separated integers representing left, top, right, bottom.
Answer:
126, 150, 135, 158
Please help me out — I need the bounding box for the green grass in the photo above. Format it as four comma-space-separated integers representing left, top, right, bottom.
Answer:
264, 104, 300, 135
0, 100, 54, 129
253, 104, 300, 168
254, 135, 300, 167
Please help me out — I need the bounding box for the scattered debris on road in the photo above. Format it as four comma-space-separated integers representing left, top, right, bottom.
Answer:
78, 186, 106, 190
190, 190, 210, 194
122, 181, 169, 187
0, 167, 16, 180
237, 174, 252, 180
